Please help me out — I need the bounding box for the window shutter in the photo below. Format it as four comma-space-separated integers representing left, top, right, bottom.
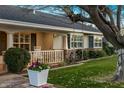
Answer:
88, 36, 94, 48
67, 34, 70, 49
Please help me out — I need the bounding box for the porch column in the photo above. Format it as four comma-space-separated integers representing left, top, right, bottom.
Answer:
63, 35, 68, 49
7, 32, 14, 49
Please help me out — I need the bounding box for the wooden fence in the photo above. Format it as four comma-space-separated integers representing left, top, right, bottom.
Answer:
29, 50, 64, 64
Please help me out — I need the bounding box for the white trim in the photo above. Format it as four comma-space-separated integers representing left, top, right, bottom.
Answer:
13, 32, 31, 50
70, 33, 84, 49
93, 35, 103, 48
7, 32, 13, 49
0, 19, 102, 35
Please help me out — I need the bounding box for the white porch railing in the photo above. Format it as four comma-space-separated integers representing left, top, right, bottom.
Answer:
29, 50, 64, 64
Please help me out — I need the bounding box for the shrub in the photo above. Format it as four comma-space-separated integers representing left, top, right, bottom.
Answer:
65, 49, 83, 64
4, 48, 31, 73
65, 51, 75, 64
95, 50, 106, 57
103, 42, 115, 56
88, 50, 106, 58
65, 49, 106, 65
75, 49, 83, 61
83, 50, 89, 60
88, 50, 97, 58
109, 47, 115, 55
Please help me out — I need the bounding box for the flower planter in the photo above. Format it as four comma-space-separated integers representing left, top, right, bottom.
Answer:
27, 69, 49, 87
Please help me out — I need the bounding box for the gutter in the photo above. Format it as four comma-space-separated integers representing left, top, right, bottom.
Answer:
0, 19, 102, 35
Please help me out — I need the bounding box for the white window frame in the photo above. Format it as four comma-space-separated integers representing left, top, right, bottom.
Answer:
70, 33, 84, 49
94, 36, 102, 48
13, 32, 31, 50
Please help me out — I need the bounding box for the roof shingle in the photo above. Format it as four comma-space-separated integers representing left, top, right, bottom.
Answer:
0, 5, 100, 33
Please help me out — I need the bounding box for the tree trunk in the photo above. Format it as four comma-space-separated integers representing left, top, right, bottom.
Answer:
114, 49, 124, 81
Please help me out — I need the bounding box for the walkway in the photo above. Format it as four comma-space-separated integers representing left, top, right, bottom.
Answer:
0, 73, 54, 88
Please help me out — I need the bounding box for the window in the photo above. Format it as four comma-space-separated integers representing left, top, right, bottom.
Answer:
94, 37, 102, 47
13, 33, 31, 50
70, 34, 83, 48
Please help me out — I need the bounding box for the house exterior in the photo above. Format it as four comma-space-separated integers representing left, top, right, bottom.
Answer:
0, 6, 103, 73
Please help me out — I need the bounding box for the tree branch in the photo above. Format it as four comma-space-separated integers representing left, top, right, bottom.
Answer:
117, 5, 122, 30
78, 5, 90, 13
98, 6, 115, 25
87, 6, 123, 48
98, 6, 119, 33
63, 6, 93, 23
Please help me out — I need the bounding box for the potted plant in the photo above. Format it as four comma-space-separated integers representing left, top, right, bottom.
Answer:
27, 60, 50, 87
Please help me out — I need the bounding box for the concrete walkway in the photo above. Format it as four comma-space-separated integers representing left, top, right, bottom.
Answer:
0, 73, 54, 88
0, 73, 31, 88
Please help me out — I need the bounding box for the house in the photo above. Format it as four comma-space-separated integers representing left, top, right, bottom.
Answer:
0, 6, 103, 73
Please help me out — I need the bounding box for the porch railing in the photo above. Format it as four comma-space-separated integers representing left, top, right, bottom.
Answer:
29, 50, 64, 64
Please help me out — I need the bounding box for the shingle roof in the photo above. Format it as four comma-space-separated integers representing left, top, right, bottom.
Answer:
0, 5, 100, 33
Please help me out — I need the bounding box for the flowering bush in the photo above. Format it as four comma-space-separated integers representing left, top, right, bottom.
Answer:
28, 60, 50, 72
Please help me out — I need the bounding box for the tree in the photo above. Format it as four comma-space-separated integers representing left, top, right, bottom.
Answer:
63, 5, 124, 81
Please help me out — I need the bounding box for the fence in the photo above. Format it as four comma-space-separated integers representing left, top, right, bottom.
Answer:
29, 50, 64, 64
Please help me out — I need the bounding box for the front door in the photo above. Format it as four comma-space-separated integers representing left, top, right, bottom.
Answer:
31, 33, 36, 51
53, 35, 63, 49
0, 32, 7, 55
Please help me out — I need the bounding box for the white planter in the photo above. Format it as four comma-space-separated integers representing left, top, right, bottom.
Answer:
27, 69, 49, 87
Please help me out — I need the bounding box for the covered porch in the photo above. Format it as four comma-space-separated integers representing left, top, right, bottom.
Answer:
0, 24, 68, 73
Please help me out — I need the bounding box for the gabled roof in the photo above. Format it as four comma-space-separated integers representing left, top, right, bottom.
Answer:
0, 5, 100, 33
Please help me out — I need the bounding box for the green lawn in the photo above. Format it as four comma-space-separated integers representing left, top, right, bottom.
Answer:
48, 56, 124, 88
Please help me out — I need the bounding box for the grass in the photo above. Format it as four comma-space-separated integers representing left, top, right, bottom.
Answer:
48, 56, 124, 88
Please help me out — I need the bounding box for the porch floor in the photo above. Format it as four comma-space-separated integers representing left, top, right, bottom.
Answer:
0, 73, 55, 88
